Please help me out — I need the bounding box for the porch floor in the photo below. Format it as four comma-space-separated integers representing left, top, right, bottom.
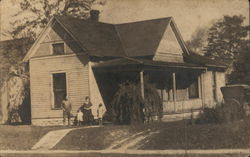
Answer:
161, 110, 200, 122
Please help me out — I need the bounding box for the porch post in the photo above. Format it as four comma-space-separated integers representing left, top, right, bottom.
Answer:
201, 72, 205, 109
140, 71, 145, 100
172, 72, 177, 112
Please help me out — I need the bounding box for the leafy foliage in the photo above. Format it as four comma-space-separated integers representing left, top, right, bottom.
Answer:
187, 15, 249, 83
6, 69, 31, 124
186, 26, 208, 54
228, 40, 250, 84
0, 38, 32, 87
8, 0, 105, 39
204, 15, 249, 70
196, 100, 246, 124
111, 79, 162, 125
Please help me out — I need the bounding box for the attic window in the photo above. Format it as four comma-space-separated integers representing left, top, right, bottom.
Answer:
52, 43, 64, 55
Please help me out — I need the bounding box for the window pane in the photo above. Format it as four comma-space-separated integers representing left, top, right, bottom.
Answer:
53, 73, 66, 90
176, 88, 188, 101
189, 79, 199, 98
53, 43, 64, 55
52, 73, 66, 109
176, 74, 188, 101
54, 91, 66, 109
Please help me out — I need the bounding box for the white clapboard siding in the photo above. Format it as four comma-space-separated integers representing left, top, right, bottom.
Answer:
30, 54, 89, 119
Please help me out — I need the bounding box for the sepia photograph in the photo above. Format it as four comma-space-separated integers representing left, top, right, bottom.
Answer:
0, 0, 249, 156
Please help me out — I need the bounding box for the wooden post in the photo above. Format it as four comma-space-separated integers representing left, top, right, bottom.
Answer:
172, 72, 176, 112
214, 71, 218, 102
201, 73, 205, 109
140, 71, 144, 100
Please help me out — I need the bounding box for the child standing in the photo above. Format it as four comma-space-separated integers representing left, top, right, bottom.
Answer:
76, 109, 83, 126
61, 96, 72, 126
97, 103, 106, 125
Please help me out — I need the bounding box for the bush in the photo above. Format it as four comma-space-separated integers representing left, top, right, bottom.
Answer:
195, 107, 220, 124
217, 100, 245, 123
111, 80, 162, 125
196, 100, 246, 124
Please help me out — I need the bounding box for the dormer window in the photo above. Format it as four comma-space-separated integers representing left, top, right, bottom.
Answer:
52, 43, 64, 55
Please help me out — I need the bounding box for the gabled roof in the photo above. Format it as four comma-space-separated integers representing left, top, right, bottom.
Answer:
23, 15, 226, 69
55, 16, 186, 57
55, 16, 125, 57
23, 15, 189, 61
114, 17, 172, 56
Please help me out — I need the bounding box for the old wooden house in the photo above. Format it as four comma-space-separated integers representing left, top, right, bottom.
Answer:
23, 10, 227, 125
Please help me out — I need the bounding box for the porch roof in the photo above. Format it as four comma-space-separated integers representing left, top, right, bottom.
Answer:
92, 58, 207, 71
184, 52, 228, 69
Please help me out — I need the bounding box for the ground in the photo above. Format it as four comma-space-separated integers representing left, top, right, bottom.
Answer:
1, 119, 250, 157
54, 119, 250, 150
0, 125, 70, 150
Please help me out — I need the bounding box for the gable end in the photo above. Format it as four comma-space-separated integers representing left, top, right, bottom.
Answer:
153, 19, 189, 63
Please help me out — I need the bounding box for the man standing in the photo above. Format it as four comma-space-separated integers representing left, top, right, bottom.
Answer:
62, 96, 72, 126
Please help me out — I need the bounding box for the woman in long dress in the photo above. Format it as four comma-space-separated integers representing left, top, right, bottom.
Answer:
82, 96, 93, 125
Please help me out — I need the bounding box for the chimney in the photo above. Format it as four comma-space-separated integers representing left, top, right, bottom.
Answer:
90, 10, 100, 22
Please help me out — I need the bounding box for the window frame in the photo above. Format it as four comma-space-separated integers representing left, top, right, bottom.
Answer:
50, 71, 68, 110
51, 42, 65, 55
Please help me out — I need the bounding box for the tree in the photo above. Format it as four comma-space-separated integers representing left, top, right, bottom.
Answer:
186, 26, 208, 54
228, 40, 250, 84
8, 0, 105, 39
204, 15, 249, 69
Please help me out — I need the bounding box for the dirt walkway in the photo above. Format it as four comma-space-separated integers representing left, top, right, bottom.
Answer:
32, 126, 100, 150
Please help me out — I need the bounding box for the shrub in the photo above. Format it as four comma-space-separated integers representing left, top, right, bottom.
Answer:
217, 100, 245, 123
111, 80, 162, 125
195, 107, 220, 124
196, 99, 246, 124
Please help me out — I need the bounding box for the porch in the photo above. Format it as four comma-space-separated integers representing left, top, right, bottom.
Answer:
92, 58, 207, 118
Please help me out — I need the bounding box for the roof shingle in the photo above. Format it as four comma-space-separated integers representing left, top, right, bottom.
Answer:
55, 16, 172, 57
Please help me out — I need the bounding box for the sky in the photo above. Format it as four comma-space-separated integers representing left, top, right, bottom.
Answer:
0, 0, 249, 41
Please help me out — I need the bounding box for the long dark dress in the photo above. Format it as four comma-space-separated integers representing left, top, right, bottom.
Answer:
82, 102, 93, 125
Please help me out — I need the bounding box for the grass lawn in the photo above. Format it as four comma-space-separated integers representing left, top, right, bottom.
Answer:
55, 118, 250, 150
140, 118, 250, 150
54, 124, 147, 150
0, 125, 70, 150
1, 118, 250, 151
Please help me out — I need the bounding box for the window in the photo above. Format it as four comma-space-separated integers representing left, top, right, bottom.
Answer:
176, 74, 188, 101
52, 43, 64, 55
188, 78, 199, 99
52, 73, 67, 109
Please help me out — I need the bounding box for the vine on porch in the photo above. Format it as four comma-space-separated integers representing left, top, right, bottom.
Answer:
111, 78, 162, 125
